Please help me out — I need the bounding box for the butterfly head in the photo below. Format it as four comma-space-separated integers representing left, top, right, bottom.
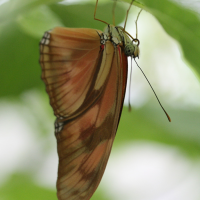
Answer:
123, 34, 140, 59
124, 41, 139, 58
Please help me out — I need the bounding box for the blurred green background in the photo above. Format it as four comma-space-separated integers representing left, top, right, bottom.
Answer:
0, 0, 200, 200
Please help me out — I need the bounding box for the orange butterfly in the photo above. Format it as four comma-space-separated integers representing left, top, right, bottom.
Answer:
39, 0, 168, 199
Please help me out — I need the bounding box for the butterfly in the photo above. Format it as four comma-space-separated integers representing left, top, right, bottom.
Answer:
39, 0, 169, 199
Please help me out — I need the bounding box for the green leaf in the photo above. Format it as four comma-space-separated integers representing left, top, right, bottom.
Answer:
17, 6, 64, 38
0, 23, 42, 97
0, 173, 56, 200
48, 1, 126, 30
0, 0, 61, 23
131, 0, 200, 77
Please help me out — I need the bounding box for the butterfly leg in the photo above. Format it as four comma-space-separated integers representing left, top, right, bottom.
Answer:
94, 0, 109, 25
112, 0, 117, 26
124, 0, 135, 30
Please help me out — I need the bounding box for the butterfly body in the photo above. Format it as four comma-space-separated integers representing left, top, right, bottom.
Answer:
40, 24, 139, 200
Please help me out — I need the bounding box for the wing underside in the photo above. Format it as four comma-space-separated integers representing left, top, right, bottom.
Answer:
39, 27, 128, 200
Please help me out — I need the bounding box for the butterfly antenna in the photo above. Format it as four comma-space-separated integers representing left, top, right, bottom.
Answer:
135, 9, 142, 39
134, 59, 171, 122
94, 0, 109, 25
128, 57, 133, 111
124, 0, 135, 30
112, 0, 117, 26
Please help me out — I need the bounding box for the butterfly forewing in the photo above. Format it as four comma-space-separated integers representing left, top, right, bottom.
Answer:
40, 26, 128, 200
40, 27, 103, 118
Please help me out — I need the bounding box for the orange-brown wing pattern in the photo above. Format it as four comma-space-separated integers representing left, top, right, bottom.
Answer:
40, 27, 128, 200
40, 27, 103, 118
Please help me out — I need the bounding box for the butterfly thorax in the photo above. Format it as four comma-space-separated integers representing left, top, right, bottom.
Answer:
100, 24, 139, 58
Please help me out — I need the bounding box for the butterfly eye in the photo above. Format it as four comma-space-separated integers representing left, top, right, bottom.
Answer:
124, 43, 135, 56
124, 43, 139, 58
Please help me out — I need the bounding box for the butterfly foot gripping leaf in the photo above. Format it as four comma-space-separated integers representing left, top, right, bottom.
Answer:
39, 1, 140, 200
